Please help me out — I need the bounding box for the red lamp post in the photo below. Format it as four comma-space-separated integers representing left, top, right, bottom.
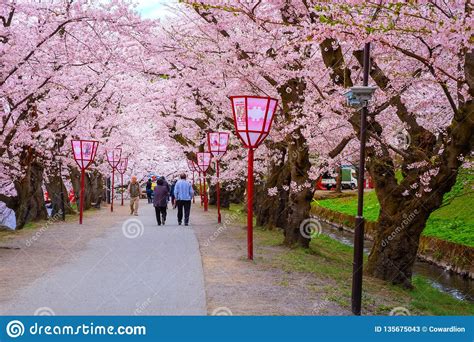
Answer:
71, 139, 99, 224
106, 148, 122, 212
199, 171, 203, 206
117, 157, 128, 206
207, 132, 230, 223
190, 160, 204, 206
196, 152, 212, 211
187, 159, 197, 204
230, 95, 278, 260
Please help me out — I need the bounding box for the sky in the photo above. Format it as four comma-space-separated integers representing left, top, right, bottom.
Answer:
135, 0, 175, 19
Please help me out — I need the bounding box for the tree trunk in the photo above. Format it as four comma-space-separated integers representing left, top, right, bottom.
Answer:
45, 168, 74, 217
209, 182, 232, 208
255, 147, 291, 230
89, 170, 104, 208
283, 133, 312, 247
69, 167, 82, 210
335, 166, 342, 192
366, 205, 429, 288
365, 114, 470, 286
219, 185, 233, 208
208, 184, 217, 205
276, 76, 312, 247
13, 161, 48, 229
70, 168, 104, 210
69, 167, 92, 210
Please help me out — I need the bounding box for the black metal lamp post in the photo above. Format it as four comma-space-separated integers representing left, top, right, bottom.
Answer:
343, 42, 376, 315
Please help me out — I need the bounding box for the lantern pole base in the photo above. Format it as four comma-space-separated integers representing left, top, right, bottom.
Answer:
217, 160, 221, 223
121, 173, 124, 206
203, 172, 208, 212
79, 168, 85, 225
111, 168, 115, 212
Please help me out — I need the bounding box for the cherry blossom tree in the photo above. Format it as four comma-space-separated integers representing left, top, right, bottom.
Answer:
0, 1, 184, 228
150, 0, 473, 286
1, 0, 472, 289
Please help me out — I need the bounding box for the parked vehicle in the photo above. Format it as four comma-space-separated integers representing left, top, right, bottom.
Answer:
321, 167, 358, 190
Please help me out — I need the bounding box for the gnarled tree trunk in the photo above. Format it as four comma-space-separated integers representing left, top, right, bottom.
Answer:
69, 167, 90, 210
45, 167, 74, 217
366, 203, 428, 288
89, 170, 104, 208
365, 51, 474, 286
70, 167, 104, 210
13, 161, 48, 229
283, 132, 312, 247
277, 76, 312, 248
255, 146, 291, 230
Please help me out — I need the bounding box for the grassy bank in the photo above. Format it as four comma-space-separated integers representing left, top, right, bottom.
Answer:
313, 169, 474, 247
226, 204, 474, 315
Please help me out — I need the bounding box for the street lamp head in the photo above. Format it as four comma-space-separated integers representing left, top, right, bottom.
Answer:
230, 95, 278, 148
343, 86, 377, 108
207, 131, 230, 159
196, 152, 212, 173
71, 139, 99, 169
106, 147, 122, 169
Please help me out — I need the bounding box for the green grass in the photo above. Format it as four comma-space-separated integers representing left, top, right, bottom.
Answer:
407, 276, 474, 315
314, 168, 474, 247
314, 191, 380, 222
252, 224, 474, 315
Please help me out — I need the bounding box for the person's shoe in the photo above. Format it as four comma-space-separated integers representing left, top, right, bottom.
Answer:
185, 223, 189, 226
134, 213, 138, 216
178, 222, 182, 225
162, 220, 166, 225
157, 223, 161, 226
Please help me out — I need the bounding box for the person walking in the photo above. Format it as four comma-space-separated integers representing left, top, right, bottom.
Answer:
153, 178, 169, 226
146, 178, 153, 204
174, 173, 194, 226
161, 176, 170, 192
128, 176, 140, 216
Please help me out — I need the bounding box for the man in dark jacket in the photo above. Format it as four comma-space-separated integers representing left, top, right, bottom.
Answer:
153, 178, 169, 225
146, 179, 153, 204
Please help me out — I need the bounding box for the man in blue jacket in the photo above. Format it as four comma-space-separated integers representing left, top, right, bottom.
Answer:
174, 173, 194, 226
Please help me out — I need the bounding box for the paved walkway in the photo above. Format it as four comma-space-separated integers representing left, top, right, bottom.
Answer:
1, 201, 206, 315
